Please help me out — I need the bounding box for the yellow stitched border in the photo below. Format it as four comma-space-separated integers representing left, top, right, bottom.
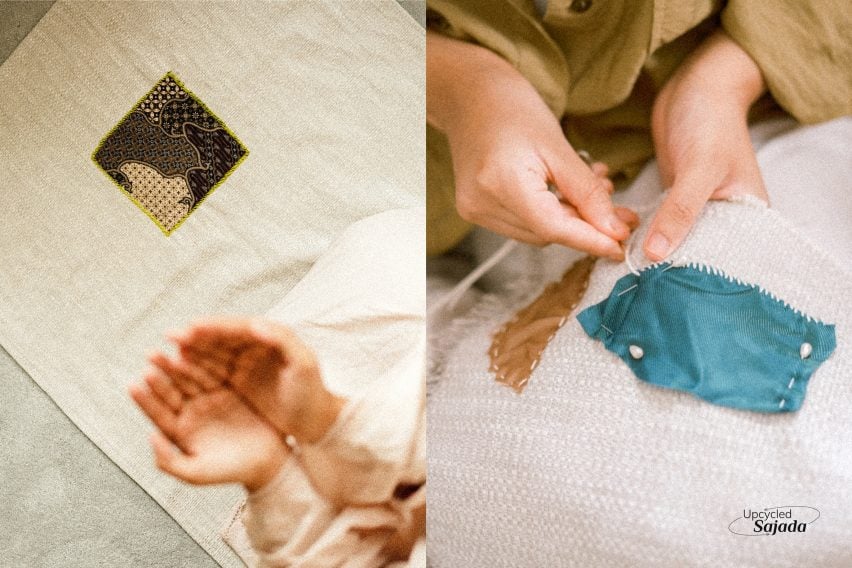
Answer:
90, 71, 250, 236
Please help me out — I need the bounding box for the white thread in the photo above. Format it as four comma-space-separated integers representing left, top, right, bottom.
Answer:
623, 231, 642, 276
600, 324, 614, 335
788, 377, 796, 389
428, 239, 517, 318
779, 399, 786, 409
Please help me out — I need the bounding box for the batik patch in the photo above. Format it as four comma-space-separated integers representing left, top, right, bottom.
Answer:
577, 262, 836, 413
92, 72, 248, 234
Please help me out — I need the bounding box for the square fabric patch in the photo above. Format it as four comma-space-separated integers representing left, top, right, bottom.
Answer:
93, 72, 248, 234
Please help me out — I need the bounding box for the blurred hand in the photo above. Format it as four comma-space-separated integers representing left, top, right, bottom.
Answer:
428, 31, 637, 259
159, 318, 344, 444
645, 31, 767, 261
130, 371, 287, 492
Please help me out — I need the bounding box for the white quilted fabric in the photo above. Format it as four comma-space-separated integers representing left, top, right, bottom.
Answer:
428, 119, 852, 567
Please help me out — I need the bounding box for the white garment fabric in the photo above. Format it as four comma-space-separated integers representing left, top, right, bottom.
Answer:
0, 2, 423, 565
428, 117, 852, 567
223, 208, 426, 567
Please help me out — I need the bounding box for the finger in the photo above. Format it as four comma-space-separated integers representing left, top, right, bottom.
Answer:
172, 357, 220, 392
148, 351, 216, 394
150, 433, 209, 485
478, 216, 548, 247
179, 346, 232, 383
643, 179, 711, 261
590, 161, 610, 179
234, 343, 279, 370
143, 368, 183, 412
129, 383, 178, 439
180, 331, 250, 356
170, 321, 253, 367
472, 200, 553, 246
148, 351, 201, 396
615, 206, 640, 230
548, 151, 629, 241
231, 344, 284, 389
249, 322, 320, 375
164, 328, 191, 347
183, 318, 257, 349
177, 341, 234, 367
172, 329, 240, 383
515, 191, 625, 260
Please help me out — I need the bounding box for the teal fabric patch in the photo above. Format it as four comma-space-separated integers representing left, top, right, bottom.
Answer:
577, 263, 836, 413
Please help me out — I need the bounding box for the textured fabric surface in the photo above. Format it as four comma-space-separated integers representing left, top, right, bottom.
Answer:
0, 2, 423, 566
0, 343, 218, 568
577, 262, 836, 413
427, 119, 852, 566
0, 3, 210, 566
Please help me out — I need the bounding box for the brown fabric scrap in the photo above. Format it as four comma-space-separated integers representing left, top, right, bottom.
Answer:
489, 256, 596, 393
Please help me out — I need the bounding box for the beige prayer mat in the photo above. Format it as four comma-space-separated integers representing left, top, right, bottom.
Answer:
0, 2, 424, 565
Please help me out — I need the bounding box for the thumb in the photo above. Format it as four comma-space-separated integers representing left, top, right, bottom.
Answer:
151, 433, 207, 484
643, 177, 711, 261
549, 150, 629, 242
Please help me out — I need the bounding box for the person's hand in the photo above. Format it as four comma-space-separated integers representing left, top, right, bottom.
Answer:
427, 31, 637, 259
644, 31, 767, 261
130, 370, 288, 492
157, 318, 345, 444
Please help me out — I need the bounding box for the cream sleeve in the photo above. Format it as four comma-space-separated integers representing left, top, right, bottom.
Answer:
229, 207, 426, 567
242, 453, 425, 568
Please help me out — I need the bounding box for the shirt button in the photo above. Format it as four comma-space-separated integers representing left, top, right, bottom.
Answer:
800, 342, 813, 359
629, 345, 644, 360
569, 0, 593, 13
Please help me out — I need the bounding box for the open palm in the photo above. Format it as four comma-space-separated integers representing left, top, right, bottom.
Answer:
161, 317, 343, 443
130, 371, 287, 491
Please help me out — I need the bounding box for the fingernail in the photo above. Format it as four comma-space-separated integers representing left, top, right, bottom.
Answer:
608, 214, 627, 235
646, 232, 670, 260
608, 243, 625, 262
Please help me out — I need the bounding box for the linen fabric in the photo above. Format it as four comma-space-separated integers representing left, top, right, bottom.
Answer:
425, 0, 852, 254
427, 119, 852, 567
577, 262, 836, 413
0, 2, 423, 565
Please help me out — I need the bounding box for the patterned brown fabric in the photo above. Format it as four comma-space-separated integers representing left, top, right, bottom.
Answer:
93, 73, 248, 234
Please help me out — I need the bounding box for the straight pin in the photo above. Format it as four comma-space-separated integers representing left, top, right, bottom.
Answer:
617, 284, 638, 296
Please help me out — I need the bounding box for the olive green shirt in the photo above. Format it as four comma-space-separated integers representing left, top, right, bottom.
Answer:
427, 0, 852, 255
